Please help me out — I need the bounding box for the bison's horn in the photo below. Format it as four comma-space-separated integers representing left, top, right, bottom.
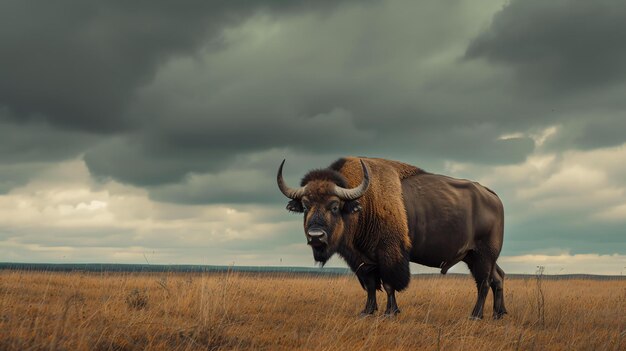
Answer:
277, 159, 306, 199
333, 160, 370, 201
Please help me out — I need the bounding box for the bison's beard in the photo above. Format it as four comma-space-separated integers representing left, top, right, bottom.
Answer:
312, 245, 333, 265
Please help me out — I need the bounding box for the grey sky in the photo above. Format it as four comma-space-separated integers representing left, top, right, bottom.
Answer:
1, 0, 625, 273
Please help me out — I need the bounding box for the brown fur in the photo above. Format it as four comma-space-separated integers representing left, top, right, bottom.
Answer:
334, 157, 419, 290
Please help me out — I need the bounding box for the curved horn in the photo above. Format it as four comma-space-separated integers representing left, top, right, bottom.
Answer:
277, 159, 306, 199
333, 160, 370, 200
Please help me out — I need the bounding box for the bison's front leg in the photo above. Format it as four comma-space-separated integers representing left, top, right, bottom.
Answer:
383, 283, 400, 316
356, 268, 379, 316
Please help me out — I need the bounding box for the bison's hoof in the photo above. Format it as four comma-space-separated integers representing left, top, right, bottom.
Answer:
493, 311, 507, 320
384, 308, 400, 317
469, 315, 483, 321
359, 309, 377, 317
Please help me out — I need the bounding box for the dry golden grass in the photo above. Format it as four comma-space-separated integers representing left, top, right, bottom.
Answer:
0, 270, 624, 350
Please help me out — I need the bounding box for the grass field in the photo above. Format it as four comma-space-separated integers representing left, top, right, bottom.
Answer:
0, 270, 624, 350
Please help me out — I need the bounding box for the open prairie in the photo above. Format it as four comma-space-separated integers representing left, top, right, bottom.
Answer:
0, 270, 624, 350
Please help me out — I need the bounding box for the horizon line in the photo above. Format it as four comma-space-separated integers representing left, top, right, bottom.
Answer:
1, 262, 624, 279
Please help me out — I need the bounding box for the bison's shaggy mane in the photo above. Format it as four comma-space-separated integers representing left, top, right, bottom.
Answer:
300, 169, 349, 188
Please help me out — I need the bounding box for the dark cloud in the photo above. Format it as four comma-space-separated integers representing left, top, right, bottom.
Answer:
84, 106, 371, 187
0, 110, 96, 164
0, 109, 97, 190
84, 136, 234, 186
466, 0, 626, 152
147, 150, 350, 205
1, 0, 368, 192
544, 109, 626, 151
81, 0, 537, 192
465, 0, 626, 95
0, 0, 364, 133
148, 170, 281, 205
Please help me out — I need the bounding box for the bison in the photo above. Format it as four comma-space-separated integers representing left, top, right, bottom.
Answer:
277, 157, 507, 320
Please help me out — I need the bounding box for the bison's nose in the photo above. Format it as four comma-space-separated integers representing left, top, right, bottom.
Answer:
307, 228, 327, 246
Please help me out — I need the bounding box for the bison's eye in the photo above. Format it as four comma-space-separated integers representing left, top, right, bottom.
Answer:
302, 200, 311, 212
330, 203, 340, 215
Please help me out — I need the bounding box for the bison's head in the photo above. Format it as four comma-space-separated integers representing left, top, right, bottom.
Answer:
277, 159, 369, 264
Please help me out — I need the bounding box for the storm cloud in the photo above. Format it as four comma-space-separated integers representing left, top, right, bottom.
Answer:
0, 0, 362, 132
466, 0, 626, 151
466, 0, 626, 94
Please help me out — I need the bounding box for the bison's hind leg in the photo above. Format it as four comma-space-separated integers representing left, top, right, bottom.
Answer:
464, 249, 495, 320
491, 263, 507, 319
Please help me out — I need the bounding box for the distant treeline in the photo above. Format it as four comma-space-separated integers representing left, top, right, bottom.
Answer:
0, 262, 350, 275
1, 262, 624, 280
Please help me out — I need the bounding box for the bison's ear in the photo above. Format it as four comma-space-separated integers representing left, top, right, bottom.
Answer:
286, 200, 304, 213
342, 200, 362, 214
